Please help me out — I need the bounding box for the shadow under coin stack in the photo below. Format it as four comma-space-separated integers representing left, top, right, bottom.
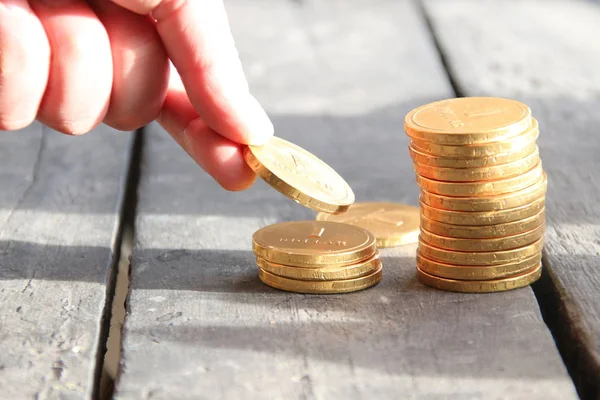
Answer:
405, 97, 547, 293
252, 221, 382, 294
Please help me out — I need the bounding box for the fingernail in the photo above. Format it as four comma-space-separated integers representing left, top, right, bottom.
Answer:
236, 94, 274, 146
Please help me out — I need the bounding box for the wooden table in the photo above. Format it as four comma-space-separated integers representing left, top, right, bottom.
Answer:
1, 0, 598, 399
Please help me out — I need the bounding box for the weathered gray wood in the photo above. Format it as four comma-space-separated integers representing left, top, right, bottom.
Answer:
0, 123, 133, 398
423, 0, 600, 397
116, 0, 578, 398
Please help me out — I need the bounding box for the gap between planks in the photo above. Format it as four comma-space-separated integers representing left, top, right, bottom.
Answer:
95, 129, 144, 400
413, 0, 464, 97
531, 269, 596, 400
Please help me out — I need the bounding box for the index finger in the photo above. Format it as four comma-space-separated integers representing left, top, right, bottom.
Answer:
111, 0, 273, 145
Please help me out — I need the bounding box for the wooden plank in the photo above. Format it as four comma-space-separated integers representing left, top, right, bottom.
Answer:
116, 0, 578, 398
422, 0, 600, 397
0, 123, 133, 398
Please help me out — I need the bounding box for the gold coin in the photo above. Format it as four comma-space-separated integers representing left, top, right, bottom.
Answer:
420, 210, 545, 239
408, 141, 538, 168
413, 148, 539, 182
315, 202, 420, 247
418, 237, 544, 265
420, 197, 545, 226
255, 253, 381, 281
420, 173, 547, 212
410, 119, 539, 158
258, 264, 383, 294
416, 263, 542, 293
419, 223, 545, 252
416, 252, 542, 281
405, 97, 532, 145
415, 162, 543, 196
252, 220, 376, 267
243, 136, 355, 214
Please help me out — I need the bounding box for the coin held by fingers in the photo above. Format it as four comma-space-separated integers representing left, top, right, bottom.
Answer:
243, 136, 355, 214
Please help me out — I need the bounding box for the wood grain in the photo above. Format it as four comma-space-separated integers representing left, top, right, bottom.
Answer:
116, 0, 578, 398
423, 0, 600, 397
0, 123, 133, 398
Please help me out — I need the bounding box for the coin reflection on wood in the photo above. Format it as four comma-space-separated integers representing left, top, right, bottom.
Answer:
405, 97, 548, 293
252, 220, 382, 294
316, 202, 420, 247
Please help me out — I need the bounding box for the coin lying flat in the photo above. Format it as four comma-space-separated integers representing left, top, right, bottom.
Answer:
419, 223, 545, 252
252, 220, 376, 268
256, 253, 381, 281
416, 263, 542, 293
420, 210, 545, 239
243, 136, 355, 214
408, 141, 538, 169
420, 173, 547, 212
418, 237, 544, 266
413, 148, 539, 182
316, 202, 420, 247
416, 252, 542, 281
405, 97, 532, 145
410, 119, 539, 158
420, 198, 545, 226
416, 162, 543, 196
258, 264, 383, 294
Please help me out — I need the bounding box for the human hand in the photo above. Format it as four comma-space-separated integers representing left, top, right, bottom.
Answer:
0, 0, 273, 190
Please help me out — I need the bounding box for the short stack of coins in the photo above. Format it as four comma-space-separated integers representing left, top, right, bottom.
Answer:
252, 221, 383, 294
405, 97, 547, 293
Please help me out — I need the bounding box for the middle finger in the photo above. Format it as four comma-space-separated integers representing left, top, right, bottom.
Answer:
30, 0, 113, 135
91, 0, 169, 131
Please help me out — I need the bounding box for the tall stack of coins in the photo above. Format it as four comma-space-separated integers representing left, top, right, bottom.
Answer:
405, 97, 547, 293
252, 221, 382, 294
